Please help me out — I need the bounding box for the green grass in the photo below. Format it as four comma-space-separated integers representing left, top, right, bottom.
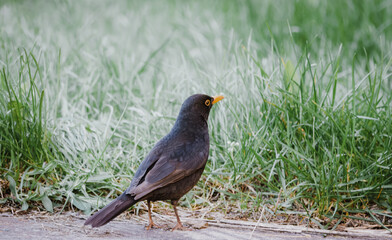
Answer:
1, 0, 392, 229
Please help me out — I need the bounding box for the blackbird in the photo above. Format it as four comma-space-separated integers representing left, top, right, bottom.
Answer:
84, 94, 224, 231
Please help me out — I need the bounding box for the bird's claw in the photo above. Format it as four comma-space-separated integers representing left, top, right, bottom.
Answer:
171, 222, 192, 231
145, 222, 163, 230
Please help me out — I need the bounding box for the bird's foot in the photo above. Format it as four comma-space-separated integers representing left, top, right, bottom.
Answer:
145, 222, 162, 230
171, 222, 192, 231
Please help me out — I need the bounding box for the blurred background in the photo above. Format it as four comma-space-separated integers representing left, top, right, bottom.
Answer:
1, 0, 391, 229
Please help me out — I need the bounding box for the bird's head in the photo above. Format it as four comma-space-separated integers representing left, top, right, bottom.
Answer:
177, 94, 224, 124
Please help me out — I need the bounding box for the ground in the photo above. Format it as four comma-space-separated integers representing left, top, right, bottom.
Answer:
1, 211, 390, 240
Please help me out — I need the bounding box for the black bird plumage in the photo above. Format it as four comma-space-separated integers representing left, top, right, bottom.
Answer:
84, 94, 224, 230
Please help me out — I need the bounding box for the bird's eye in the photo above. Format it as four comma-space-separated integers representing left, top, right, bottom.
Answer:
205, 99, 211, 106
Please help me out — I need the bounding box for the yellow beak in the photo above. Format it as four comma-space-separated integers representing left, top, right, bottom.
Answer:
212, 95, 224, 105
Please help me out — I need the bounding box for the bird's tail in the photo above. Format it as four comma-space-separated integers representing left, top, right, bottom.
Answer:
84, 192, 136, 228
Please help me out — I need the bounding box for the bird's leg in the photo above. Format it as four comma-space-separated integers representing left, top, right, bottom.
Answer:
171, 200, 192, 231
145, 200, 162, 230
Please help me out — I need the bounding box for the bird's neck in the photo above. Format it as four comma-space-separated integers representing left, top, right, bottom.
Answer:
172, 114, 208, 135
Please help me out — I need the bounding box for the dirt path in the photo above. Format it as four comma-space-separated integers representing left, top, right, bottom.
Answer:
0, 212, 390, 240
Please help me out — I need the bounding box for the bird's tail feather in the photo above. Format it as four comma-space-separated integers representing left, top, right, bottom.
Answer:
84, 192, 136, 227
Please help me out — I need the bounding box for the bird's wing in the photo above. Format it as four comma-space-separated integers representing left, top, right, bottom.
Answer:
125, 142, 163, 192
127, 139, 209, 200
125, 134, 176, 193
